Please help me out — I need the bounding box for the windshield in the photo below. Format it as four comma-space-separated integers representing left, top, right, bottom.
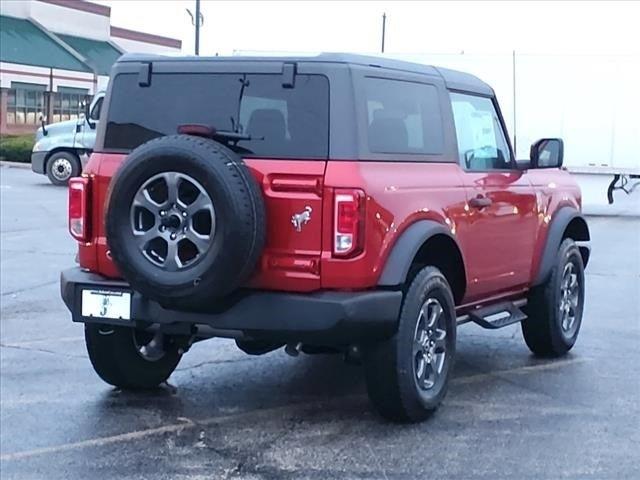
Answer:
103, 72, 329, 158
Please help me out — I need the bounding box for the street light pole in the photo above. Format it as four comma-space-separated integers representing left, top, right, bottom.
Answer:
381, 13, 386, 53
186, 1, 204, 56
195, 0, 201, 56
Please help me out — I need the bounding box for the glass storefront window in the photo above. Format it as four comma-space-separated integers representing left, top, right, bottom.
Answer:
6, 82, 45, 125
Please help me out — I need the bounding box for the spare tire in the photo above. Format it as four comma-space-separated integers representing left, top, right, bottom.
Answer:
105, 135, 265, 309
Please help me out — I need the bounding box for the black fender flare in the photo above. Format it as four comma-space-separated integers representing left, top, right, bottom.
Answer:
532, 207, 590, 286
378, 220, 461, 286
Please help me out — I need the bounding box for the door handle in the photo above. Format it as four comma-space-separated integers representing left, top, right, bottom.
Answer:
469, 196, 492, 209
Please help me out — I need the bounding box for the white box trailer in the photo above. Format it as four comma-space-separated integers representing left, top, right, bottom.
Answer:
394, 52, 640, 210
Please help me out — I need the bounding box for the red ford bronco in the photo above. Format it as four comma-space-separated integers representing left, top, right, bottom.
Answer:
61, 53, 590, 422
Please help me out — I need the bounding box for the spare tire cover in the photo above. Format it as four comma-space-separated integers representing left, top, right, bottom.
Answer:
106, 134, 265, 309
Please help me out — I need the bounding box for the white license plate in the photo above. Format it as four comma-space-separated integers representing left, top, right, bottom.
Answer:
81, 289, 131, 320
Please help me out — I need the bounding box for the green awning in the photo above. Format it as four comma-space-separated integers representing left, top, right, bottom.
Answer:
0, 16, 90, 72
57, 34, 122, 76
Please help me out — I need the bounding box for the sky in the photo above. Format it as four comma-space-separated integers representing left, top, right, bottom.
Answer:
97, 1, 640, 56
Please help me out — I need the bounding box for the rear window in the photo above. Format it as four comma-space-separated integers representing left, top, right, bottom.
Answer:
103, 73, 329, 158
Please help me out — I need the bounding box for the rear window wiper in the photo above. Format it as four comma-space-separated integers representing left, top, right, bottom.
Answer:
177, 124, 262, 145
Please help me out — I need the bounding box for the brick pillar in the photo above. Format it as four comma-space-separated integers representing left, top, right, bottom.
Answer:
45, 90, 54, 124
0, 88, 8, 135
47, 67, 54, 124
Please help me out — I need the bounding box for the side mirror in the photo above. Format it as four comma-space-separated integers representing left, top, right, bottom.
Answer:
39, 115, 48, 136
530, 138, 563, 169
84, 101, 95, 129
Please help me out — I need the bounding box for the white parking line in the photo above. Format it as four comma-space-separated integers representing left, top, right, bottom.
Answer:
0, 357, 589, 462
453, 356, 589, 385
0, 419, 196, 461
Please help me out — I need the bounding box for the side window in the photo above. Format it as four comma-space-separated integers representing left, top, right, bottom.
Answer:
364, 77, 444, 156
450, 92, 512, 170
90, 97, 104, 121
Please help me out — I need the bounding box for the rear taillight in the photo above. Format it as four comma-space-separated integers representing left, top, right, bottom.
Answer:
68, 176, 90, 242
333, 189, 365, 258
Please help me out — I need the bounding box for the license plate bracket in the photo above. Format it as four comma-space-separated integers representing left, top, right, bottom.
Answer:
81, 289, 132, 320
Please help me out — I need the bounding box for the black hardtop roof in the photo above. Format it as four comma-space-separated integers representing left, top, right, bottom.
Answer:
116, 52, 493, 95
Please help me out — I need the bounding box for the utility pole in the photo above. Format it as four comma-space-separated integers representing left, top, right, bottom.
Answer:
512, 50, 517, 155
186, 0, 204, 55
195, 0, 201, 56
381, 13, 386, 53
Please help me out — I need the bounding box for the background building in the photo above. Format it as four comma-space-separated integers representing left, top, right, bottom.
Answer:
0, 0, 182, 135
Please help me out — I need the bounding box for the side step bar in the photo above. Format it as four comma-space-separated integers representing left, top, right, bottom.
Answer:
457, 299, 527, 330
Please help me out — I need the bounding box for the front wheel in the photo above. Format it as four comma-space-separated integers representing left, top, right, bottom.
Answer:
46, 151, 81, 186
522, 238, 585, 357
85, 324, 182, 389
364, 266, 456, 422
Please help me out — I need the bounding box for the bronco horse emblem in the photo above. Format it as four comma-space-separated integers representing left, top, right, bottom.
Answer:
291, 206, 313, 232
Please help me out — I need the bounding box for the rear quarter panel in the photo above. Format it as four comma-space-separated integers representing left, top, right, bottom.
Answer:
321, 161, 468, 289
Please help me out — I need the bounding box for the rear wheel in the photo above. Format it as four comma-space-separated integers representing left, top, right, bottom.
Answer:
522, 238, 585, 357
46, 151, 80, 186
85, 324, 181, 389
364, 266, 456, 422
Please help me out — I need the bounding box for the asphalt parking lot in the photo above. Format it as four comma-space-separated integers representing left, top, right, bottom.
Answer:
1, 164, 639, 480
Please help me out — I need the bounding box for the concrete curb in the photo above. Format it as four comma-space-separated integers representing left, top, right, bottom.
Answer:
0, 160, 31, 170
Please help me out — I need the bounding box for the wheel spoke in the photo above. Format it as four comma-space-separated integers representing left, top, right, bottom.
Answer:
133, 228, 159, 248
134, 189, 161, 214
430, 353, 439, 375
433, 328, 447, 353
427, 302, 443, 328
413, 338, 423, 356
187, 193, 213, 216
569, 292, 579, 309
162, 172, 181, 206
163, 241, 181, 271
185, 227, 211, 254
566, 316, 575, 331
414, 328, 429, 355
569, 273, 578, 288
418, 305, 427, 326
416, 355, 427, 382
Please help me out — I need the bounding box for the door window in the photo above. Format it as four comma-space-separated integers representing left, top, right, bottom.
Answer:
450, 93, 511, 170
90, 96, 104, 121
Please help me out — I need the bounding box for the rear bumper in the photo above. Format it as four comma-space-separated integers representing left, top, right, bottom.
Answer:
31, 151, 47, 174
60, 268, 402, 344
